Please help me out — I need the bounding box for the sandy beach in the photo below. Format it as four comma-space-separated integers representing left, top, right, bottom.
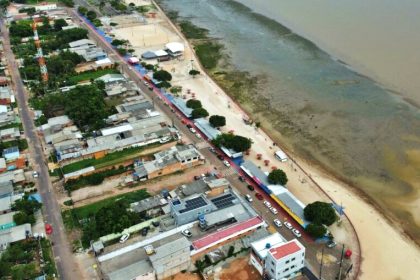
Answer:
108, 3, 420, 279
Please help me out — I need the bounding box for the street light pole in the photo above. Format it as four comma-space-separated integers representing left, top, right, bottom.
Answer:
319, 247, 324, 280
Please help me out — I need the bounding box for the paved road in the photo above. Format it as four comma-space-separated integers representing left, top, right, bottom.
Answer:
1, 21, 82, 280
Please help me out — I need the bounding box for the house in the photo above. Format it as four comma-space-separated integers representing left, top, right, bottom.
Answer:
0, 77, 9, 87
0, 170, 25, 185
0, 158, 6, 173
35, 3, 57, 11
0, 112, 16, 127
250, 233, 287, 275
105, 81, 139, 97
75, 58, 114, 74
0, 181, 13, 198
0, 105, 8, 113
0, 211, 16, 230
133, 145, 204, 180
41, 115, 72, 135
44, 125, 82, 145
95, 74, 126, 84
68, 39, 96, 49
0, 87, 13, 105
2, 147, 19, 161
0, 193, 23, 214
264, 239, 306, 280
73, 47, 107, 62
0, 127, 20, 141
0, 223, 32, 251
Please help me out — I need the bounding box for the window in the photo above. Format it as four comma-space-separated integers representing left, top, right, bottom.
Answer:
271, 261, 275, 266
291, 257, 295, 261
283, 268, 289, 272
302, 253, 304, 257
291, 265, 296, 269
271, 268, 275, 274
285, 260, 290, 264
181, 160, 185, 163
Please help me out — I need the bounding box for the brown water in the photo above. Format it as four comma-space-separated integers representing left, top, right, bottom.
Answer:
159, 0, 420, 242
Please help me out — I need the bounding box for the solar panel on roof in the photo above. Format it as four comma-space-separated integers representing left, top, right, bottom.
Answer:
211, 193, 233, 203
179, 196, 208, 213
211, 194, 235, 209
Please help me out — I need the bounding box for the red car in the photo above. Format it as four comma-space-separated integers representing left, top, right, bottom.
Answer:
255, 193, 263, 200
45, 223, 53, 235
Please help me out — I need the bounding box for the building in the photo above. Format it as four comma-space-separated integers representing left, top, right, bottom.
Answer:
149, 237, 191, 280
0, 211, 16, 230
0, 127, 20, 141
250, 233, 287, 275
0, 181, 13, 198
0, 193, 23, 214
0, 158, 6, 173
0, 87, 13, 105
35, 3, 57, 11
107, 259, 155, 280
95, 74, 126, 84
105, 81, 139, 97
133, 145, 204, 180
171, 194, 214, 225
0, 112, 16, 127
165, 42, 184, 57
0, 223, 32, 251
265, 239, 305, 279
40, 115, 72, 135
194, 118, 221, 140
75, 58, 115, 74
2, 146, 19, 161
171, 97, 193, 118
68, 39, 96, 49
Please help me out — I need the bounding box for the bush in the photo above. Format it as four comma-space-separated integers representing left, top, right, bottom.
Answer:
209, 115, 226, 127
153, 70, 172, 82
305, 223, 327, 238
267, 169, 288, 185
304, 201, 338, 226
86, 10, 97, 21
64, 199, 74, 206
192, 108, 209, 119
189, 69, 201, 77
186, 99, 202, 109
78, 6, 88, 15
228, 246, 235, 257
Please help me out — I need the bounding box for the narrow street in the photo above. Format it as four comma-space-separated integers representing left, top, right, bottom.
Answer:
0, 20, 82, 280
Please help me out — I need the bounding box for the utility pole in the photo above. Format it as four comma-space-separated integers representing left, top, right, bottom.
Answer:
338, 244, 345, 280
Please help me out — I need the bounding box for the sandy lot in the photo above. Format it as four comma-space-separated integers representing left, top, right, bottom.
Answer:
106, 4, 420, 279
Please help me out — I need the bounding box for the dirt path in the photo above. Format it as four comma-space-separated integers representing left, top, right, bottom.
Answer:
216, 256, 260, 280
68, 164, 212, 208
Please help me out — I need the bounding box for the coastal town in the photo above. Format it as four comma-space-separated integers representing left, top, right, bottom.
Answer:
0, 1, 419, 280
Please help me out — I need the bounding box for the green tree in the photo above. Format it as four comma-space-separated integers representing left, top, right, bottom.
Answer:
111, 39, 128, 46
9, 22, 32, 38
209, 115, 226, 127
156, 81, 171, 88
12, 195, 42, 216
192, 108, 209, 119
13, 212, 35, 225
60, 0, 75, 7
267, 169, 288, 185
305, 223, 327, 238
304, 201, 338, 226
170, 86, 182, 95
228, 245, 235, 256
0, 0, 10, 12
77, 6, 88, 15
86, 10, 97, 21
53, 18, 68, 31
153, 70, 172, 82
189, 69, 200, 77
186, 99, 202, 109
213, 133, 252, 152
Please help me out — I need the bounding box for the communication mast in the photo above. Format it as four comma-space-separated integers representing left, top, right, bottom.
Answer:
32, 20, 48, 82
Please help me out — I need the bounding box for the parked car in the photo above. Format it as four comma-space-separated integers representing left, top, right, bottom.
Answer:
209, 147, 216, 153
189, 127, 196, 133
263, 200, 271, 208
151, 221, 160, 227
223, 160, 231, 167
194, 175, 201, 180
255, 192, 263, 200
270, 207, 278, 214
292, 229, 302, 238
217, 154, 224, 160
195, 133, 202, 139
245, 194, 253, 202
327, 241, 337, 248
247, 185, 255, 191
119, 233, 130, 243
273, 219, 282, 228
32, 171, 39, 178
186, 124, 192, 129
238, 176, 245, 182
45, 223, 53, 235
181, 229, 192, 237
284, 221, 293, 229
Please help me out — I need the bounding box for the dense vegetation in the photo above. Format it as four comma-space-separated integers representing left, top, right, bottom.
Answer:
191, 107, 209, 119
304, 201, 338, 226
12, 195, 42, 225
209, 115, 226, 127
213, 133, 252, 152
31, 84, 114, 131
186, 99, 202, 109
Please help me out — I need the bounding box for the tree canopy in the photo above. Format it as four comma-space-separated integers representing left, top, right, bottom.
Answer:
305, 223, 327, 239
186, 99, 202, 109
12, 195, 42, 225
9, 21, 32, 38
192, 108, 209, 119
212, 133, 252, 152
209, 115, 226, 127
77, 6, 88, 15
304, 201, 338, 226
53, 18, 68, 31
153, 70, 172, 82
86, 10, 97, 21
267, 169, 288, 185
189, 69, 200, 77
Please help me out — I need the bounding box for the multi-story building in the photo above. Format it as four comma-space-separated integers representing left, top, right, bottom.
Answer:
264, 239, 305, 280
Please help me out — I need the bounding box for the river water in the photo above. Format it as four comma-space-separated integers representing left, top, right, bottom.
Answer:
158, 0, 420, 241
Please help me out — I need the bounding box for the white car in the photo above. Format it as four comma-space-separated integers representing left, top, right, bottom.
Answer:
32, 171, 39, 178
223, 160, 231, 167
270, 207, 278, 214
284, 221, 293, 229
195, 133, 202, 139
292, 229, 302, 238
189, 127, 196, 133
119, 233, 130, 243
245, 194, 253, 202
273, 219, 282, 227
263, 200, 271, 208
181, 229, 192, 237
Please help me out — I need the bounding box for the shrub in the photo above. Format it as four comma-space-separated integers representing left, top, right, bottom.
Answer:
305, 223, 327, 238
186, 99, 202, 109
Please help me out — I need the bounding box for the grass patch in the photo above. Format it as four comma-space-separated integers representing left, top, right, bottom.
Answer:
68, 68, 120, 83
0, 122, 23, 131
63, 189, 150, 224
40, 239, 57, 276
65, 166, 127, 192
194, 41, 223, 70
61, 145, 158, 174
179, 21, 208, 39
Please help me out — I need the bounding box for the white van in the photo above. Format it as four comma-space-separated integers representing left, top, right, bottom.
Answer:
274, 149, 288, 162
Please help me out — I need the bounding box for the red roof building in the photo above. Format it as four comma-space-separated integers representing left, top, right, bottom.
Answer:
265, 239, 305, 279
